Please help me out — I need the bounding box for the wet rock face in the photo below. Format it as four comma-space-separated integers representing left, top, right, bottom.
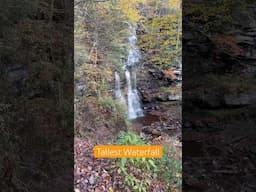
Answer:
139, 107, 182, 143
137, 64, 182, 105
140, 87, 181, 103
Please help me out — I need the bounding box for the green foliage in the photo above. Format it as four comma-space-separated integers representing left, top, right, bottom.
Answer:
115, 131, 155, 192
115, 131, 181, 191
74, 0, 132, 97
98, 96, 116, 110
75, 0, 130, 68
137, 5, 181, 69
155, 148, 182, 190
97, 96, 127, 121
116, 131, 146, 145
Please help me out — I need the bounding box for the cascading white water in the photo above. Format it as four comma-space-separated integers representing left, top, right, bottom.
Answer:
114, 71, 125, 103
125, 24, 144, 119
113, 23, 143, 120
127, 29, 140, 66
114, 71, 122, 98
125, 70, 143, 119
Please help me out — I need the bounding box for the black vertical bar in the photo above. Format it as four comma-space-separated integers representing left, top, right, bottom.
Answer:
0, 0, 74, 191
183, 0, 256, 191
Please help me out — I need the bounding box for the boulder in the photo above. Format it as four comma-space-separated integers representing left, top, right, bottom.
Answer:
168, 94, 181, 101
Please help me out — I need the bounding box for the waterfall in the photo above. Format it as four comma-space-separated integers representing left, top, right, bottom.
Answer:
125, 24, 144, 119
113, 23, 144, 120
114, 71, 125, 103
125, 70, 143, 119
127, 31, 140, 66
114, 71, 122, 99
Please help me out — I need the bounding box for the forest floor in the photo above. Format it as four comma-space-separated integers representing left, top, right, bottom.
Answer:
74, 99, 181, 192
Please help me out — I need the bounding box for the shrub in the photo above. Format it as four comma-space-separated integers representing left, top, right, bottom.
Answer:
114, 131, 182, 192
155, 148, 182, 190
115, 131, 155, 192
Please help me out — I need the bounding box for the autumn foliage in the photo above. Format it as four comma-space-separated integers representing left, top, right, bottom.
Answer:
163, 69, 176, 80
